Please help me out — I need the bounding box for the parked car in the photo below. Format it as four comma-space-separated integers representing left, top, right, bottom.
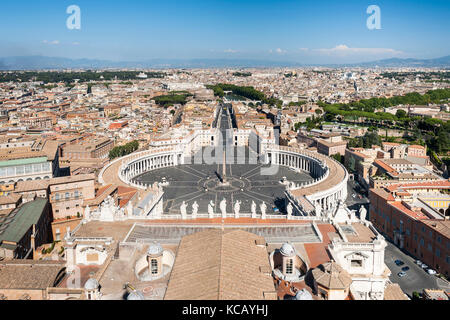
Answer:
415, 260, 423, 265
421, 264, 429, 269
398, 272, 407, 278
395, 260, 405, 266
402, 266, 410, 272
426, 269, 437, 275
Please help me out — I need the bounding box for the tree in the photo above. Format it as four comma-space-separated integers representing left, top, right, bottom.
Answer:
109, 140, 139, 160
395, 109, 407, 119
331, 153, 343, 164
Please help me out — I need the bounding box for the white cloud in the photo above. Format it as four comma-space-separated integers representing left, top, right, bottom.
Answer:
42, 40, 60, 45
269, 48, 287, 54
314, 44, 402, 56
72, 42, 80, 46
224, 49, 238, 53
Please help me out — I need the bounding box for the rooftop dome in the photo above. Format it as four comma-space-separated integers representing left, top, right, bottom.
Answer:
295, 289, 313, 300
84, 278, 99, 291
147, 242, 163, 256
280, 243, 295, 257
127, 290, 145, 300
311, 261, 352, 290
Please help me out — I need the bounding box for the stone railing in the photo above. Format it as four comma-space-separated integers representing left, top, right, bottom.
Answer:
151, 213, 323, 221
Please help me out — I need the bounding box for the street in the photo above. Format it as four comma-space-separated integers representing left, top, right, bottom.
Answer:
345, 180, 370, 214
384, 242, 450, 297
345, 180, 450, 297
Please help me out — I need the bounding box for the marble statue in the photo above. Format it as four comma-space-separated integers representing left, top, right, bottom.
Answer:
234, 200, 241, 218
208, 200, 215, 218
220, 198, 227, 218
251, 201, 257, 218
84, 205, 91, 221
180, 201, 188, 219
359, 205, 367, 221
99, 196, 116, 222
350, 209, 356, 221
287, 202, 293, 218
315, 203, 322, 217
192, 201, 199, 219
260, 201, 267, 219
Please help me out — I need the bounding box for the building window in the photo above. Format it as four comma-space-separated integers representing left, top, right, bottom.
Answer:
437, 236, 441, 243
351, 259, 363, 268
286, 258, 294, 274
428, 244, 432, 252
436, 249, 441, 258
151, 259, 158, 275
16, 166, 24, 175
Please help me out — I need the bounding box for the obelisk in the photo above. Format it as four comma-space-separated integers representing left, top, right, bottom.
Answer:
222, 148, 227, 184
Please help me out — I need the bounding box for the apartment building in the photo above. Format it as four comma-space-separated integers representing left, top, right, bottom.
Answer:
61, 137, 114, 160
369, 181, 450, 276
0, 140, 60, 185
49, 174, 96, 220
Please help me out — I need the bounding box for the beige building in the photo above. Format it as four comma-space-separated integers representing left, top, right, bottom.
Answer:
62, 138, 114, 160
317, 136, 348, 156
49, 174, 96, 221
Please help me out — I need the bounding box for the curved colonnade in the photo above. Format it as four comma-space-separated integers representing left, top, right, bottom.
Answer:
267, 146, 348, 216
99, 145, 348, 218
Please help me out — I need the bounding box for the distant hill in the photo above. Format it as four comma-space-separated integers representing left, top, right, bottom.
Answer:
345, 56, 450, 68
0, 55, 449, 70
0, 56, 300, 70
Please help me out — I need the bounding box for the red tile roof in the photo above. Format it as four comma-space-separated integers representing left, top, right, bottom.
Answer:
303, 224, 337, 268
390, 201, 429, 220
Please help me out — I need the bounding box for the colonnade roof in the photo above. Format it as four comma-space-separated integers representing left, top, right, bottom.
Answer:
289, 153, 346, 198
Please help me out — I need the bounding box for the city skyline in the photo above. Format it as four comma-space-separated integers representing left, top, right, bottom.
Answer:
1, 0, 449, 64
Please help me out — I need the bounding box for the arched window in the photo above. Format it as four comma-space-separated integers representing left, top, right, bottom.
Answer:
151, 259, 158, 275
286, 258, 293, 274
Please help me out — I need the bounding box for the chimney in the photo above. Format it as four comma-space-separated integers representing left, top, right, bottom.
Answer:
30, 224, 36, 258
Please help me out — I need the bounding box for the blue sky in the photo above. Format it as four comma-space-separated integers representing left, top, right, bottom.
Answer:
0, 0, 449, 63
